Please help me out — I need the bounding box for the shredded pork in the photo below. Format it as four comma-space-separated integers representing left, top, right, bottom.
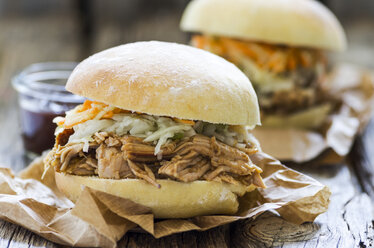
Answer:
45, 131, 264, 189
191, 35, 336, 116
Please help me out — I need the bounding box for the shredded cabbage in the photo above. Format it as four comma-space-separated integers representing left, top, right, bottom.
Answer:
64, 112, 254, 155
237, 53, 294, 94
67, 113, 197, 155
144, 125, 195, 155
93, 106, 116, 120
69, 119, 114, 142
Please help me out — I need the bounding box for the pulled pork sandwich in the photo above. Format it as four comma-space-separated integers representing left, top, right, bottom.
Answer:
180, 0, 347, 129
44, 41, 265, 218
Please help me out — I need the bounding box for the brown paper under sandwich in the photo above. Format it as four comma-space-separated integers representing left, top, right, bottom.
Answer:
0, 146, 329, 247
44, 41, 266, 218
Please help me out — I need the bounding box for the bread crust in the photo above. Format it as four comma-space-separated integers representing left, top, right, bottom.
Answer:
262, 103, 332, 129
66, 41, 260, 127
55, 172, 257, 218
181, 0, 346, 51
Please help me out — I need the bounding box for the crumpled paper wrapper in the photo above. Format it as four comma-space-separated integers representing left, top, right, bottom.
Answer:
253, 64, 374, 164
0, 151, 330, 248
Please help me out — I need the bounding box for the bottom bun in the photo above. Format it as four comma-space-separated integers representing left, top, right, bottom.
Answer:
262, 103, 332, 129
55, 172, 257, 218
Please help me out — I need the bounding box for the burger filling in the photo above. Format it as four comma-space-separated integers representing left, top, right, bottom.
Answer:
44, 100, 265, 189
192, 35, 331, 116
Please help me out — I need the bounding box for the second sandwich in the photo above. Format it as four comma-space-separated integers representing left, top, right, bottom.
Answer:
181, 0, 347, 129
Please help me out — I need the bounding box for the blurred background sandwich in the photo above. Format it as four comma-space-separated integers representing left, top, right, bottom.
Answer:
181, 0, 347, 130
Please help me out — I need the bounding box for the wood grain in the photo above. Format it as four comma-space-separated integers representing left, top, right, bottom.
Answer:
0, 12, 80, 171
231, 165, 374, 248
0, 3, 373, 248
119, 225, 230, 248
349, 121, 374, 200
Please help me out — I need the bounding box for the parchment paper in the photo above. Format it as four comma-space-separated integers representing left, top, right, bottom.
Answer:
253, 64, 374, 163
0, 151, 330, 248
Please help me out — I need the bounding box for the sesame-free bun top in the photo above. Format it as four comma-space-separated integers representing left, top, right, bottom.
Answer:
180, 0, 347, 51
66, 41, 260, 127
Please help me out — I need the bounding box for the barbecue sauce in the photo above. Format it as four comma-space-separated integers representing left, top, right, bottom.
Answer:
12, 62, 83, 157
20, 109, 61, 154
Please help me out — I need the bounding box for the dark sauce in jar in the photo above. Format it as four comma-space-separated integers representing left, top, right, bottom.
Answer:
20, 110, 58, 154
13, 62, 84, 156
20, 101, 77, 154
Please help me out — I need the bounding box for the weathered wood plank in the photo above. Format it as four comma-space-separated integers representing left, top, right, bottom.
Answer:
0, 13, 81, 171
91, 0, 188, 53
0, 3, 373, 248
119, 224, 230, 248
0, 100, 24, 170
231, 164, 374, 248
343, 194, 374, 247
0, 9, 80, 248
0, 219, 58, 248
349, 121, 374, 200
1, 139, 370, 246
0, 220, 20, 248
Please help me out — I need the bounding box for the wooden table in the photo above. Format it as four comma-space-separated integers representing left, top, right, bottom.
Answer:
0, 3, 373, 247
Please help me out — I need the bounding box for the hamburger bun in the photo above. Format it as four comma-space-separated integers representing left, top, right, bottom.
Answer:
180, 0, 346, 51
262, 103, 332, 129
66, 41, 260, 128
55, 172, 257, 218
54, 41, 263, 219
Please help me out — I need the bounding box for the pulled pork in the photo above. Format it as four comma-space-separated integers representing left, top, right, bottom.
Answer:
260, 87, 328, 115
191, 35, 335, 116
45, 131, 264, 189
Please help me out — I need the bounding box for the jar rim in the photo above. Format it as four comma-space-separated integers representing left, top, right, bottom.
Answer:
12, 62, 84, 103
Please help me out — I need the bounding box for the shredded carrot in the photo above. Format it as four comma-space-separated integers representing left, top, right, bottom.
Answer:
102, 111, 114, 119
63, 119, 88, 129
61, 99, 146, 129
57, 119, 65, 126
192, 35, 322, 74
221, 38, 257, 60
113, 108, 124, 114
262, 44, 277, 55
299, 51, 312, 67
110, 108, 131, 115
191, 35, 206, 49
61, 100, 108, 128
79, 100, 94, 112
287, 50, 297, 70
173, 118, 195, 125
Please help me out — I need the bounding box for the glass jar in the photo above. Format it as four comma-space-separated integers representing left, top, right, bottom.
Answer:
12, 62, 84, 157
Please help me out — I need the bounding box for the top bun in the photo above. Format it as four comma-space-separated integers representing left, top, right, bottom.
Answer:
66, 41, 260, 127
180, 0, 347, 51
